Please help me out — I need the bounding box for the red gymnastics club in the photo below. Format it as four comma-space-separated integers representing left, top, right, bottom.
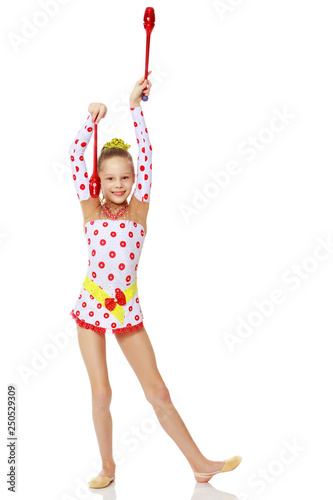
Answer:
89, 122, 100, 198
142, 7, 155, 101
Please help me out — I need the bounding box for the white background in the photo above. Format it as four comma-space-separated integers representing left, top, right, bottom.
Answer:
1, 0, 332, 499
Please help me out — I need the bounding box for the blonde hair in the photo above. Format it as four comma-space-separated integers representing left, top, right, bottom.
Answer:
97, 138, 134, 175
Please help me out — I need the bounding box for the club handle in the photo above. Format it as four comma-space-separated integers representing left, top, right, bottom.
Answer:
89, 122, 100, 198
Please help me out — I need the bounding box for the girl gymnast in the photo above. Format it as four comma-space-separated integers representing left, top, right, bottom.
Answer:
68, 72, 242, 488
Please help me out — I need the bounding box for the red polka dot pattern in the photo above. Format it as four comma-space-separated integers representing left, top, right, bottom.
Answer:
70, 219, 145, 334
130, 106, 152, 203
68, 113, 95, 201
69, 105, 152, 334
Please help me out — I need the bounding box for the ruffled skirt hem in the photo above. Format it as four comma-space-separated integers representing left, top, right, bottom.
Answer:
70, 310, 144, 334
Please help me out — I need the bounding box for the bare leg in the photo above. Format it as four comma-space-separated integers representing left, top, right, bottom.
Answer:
115, 326, 226, 482
77, 325, 115, 479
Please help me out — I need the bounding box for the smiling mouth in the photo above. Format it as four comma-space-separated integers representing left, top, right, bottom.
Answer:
112, 191, 125, 194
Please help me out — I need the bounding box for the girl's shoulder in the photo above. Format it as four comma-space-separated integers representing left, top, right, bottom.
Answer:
80, 197, 102, 225
128, 193, 149, 219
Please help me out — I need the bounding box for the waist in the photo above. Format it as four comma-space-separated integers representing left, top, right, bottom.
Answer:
82, 274, 138, 324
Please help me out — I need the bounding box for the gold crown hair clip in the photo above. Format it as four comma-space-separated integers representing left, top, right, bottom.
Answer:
102, 138, 131, 151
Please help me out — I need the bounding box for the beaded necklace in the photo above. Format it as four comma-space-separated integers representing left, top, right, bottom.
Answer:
102, 200, 129, 220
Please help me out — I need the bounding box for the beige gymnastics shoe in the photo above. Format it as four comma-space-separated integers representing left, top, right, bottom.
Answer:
193, 456, 242, 478
88, 475, 115, 488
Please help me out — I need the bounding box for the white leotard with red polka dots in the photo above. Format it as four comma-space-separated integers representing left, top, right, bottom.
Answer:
69, 105, 152, 334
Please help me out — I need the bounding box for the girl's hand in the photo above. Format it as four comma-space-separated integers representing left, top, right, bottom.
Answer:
88, 103, 107, 124
129, 71, 152, 107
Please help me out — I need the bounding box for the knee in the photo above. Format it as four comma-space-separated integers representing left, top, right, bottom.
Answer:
145, 381, 171, 407
91, 385, 112, 412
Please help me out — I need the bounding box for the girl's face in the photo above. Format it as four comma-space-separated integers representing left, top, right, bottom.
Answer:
100, 157, 135, 204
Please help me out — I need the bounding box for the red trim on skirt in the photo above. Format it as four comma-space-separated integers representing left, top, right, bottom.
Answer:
70, 310, 144, 334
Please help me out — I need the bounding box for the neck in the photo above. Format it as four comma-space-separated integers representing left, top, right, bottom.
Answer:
104, 199, 128, 212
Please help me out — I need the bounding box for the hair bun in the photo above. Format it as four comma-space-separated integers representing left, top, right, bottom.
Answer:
102, 138, 131, 151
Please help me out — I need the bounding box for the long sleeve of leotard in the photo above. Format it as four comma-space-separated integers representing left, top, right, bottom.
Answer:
68, 113, 95, 201
130, 105, 152, 202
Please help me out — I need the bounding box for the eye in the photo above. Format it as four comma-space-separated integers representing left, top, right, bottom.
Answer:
107, 177, 128, 180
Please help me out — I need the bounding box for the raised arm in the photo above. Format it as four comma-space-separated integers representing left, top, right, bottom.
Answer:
130, 104, 152, 202
69, 104, 107, 225
68, 114, 94, 202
